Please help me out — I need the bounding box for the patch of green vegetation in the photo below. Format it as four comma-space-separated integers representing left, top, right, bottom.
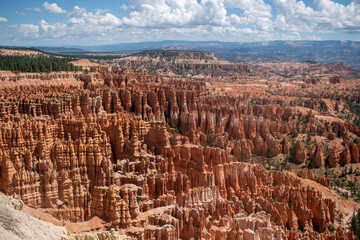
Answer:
349, 104, 360, 127
351, 209, 360, 238
206, 130, 223, 149
165, 117, 180, 134
288, 199, 294, 209
0, 56, 81, 72
337, 212, 344, 223
328, 224, 336, 232
327, 166, 360, 202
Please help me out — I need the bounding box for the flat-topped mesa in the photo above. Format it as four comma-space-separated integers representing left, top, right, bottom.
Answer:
116, 50, 251, 78
126, 50, 219, 62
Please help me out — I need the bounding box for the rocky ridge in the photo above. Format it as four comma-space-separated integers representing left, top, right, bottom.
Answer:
109, 50, 356, 82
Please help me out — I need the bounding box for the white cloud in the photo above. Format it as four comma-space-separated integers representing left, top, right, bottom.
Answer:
120, 4, 129, 10
121, 0, 359, 34
95, 9, 110, 15
16, 11, 26, 16
121, 0, 274, 32
224, 0, 273, 31
306, 35, 322, 40
224, 0, 272, 19
0, 17, 8, 23
16, 7, 123, 42
7, 0, 360, 45
42, 2, 67, 14
68, 6, 122, 27
122, 0, 229, 27
68, 6, 87, 17
273, 0, 360, 33
25, 8, 42, 12
11, 24, 39, 37
112, 25, 261, 43
281, 31, 301, 40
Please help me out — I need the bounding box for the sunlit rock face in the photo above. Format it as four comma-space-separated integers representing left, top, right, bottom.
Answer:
0, 67, 358, 240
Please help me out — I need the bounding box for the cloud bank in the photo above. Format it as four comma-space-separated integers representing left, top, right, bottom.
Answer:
6, 0, 360, 45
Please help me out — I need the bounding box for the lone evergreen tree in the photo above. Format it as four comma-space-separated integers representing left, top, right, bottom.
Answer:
351, 208, 360, 238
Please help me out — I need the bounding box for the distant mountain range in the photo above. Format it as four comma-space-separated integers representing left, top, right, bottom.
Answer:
34, 46, 88, 53
15, 40, 360, 70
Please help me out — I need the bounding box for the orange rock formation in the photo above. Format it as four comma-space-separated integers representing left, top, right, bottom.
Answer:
0, 68, 358, 240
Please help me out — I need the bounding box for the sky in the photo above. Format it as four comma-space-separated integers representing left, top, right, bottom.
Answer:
0, 0, 359, 46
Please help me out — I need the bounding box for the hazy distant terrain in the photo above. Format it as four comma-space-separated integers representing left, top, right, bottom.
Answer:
32, 40, 360, 70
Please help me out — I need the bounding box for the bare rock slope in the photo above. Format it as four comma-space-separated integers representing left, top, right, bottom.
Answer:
0, 195, 67, 240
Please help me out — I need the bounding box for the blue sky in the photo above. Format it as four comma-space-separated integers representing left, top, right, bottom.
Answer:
0, 0, 359, 46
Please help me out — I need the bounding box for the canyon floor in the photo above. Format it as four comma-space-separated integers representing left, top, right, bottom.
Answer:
0, 49, 360, 239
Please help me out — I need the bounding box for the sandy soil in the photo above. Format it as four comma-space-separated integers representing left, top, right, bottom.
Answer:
71, 59, 100, 67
